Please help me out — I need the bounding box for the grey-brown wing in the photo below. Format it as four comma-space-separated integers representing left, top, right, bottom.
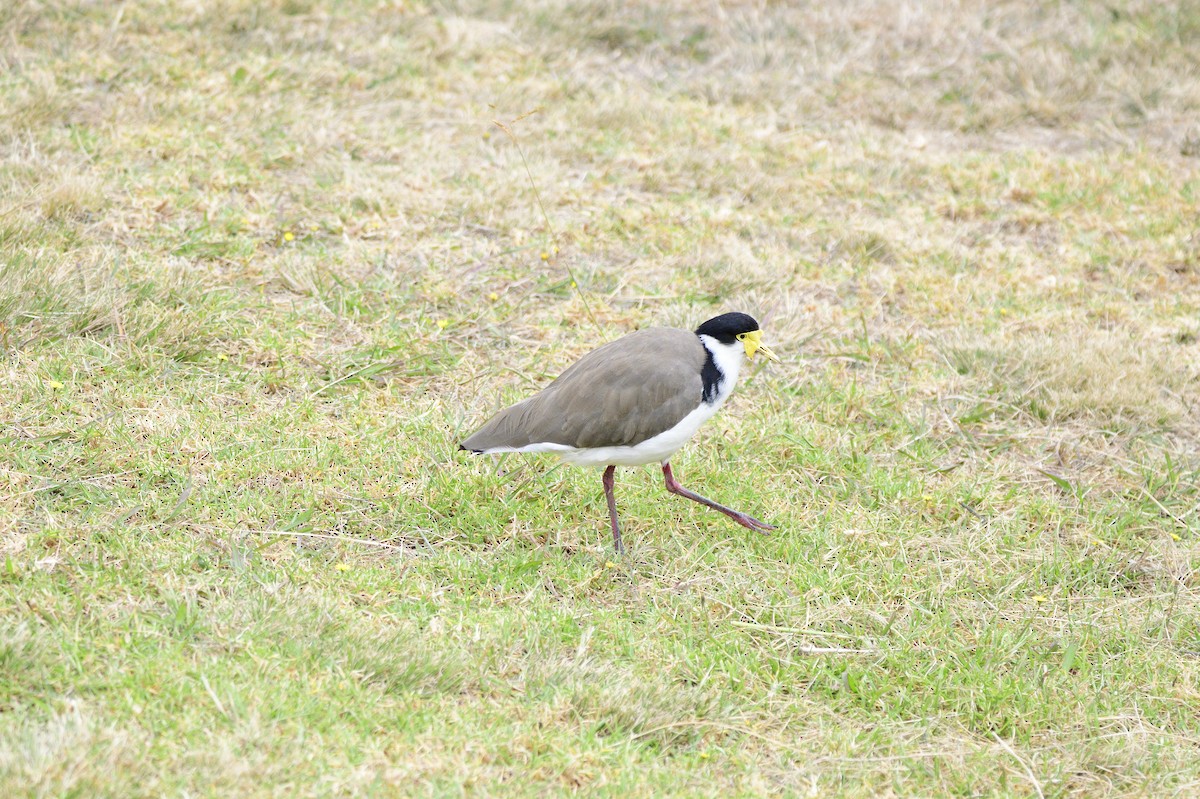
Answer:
461, 328, 706, 451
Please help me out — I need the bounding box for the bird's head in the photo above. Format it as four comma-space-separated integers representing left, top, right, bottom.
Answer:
695, 312, 780, 362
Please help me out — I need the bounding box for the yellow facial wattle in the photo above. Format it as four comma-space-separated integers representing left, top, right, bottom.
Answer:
737, 330, 780, 362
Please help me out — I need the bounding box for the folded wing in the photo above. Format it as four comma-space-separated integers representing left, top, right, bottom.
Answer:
461, 328, 706, 452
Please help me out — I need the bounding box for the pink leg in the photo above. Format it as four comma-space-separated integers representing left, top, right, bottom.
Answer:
603, 465, 624, 553
661, 461, 776, 533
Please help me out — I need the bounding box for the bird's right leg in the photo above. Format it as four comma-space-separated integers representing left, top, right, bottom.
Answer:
603, 464, 624, 554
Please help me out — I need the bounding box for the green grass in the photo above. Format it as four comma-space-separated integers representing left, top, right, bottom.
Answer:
2, 0, 1199, 795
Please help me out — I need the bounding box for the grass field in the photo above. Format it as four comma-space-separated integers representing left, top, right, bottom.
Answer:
2, 0, 1199, 795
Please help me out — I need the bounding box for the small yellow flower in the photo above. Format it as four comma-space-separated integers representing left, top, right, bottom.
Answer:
436, 319, 449, 330
217, 353, 228, 362
570, 281, 577, 288
309, 223, 319, 231
48, 380, 65, 391
1171, 532, 1181, 541
604, 561, 616, 570
283, 231, 295, 241
488, 292, 499, 302
699, 752, 710, 760
540, 251, 550, 261
999, 307, 1010, 316
1033, 595, 1048, 603
335, 563, 351, 572
482, 131, 491, 140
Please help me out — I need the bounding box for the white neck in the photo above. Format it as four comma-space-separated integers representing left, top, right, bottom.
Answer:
698, 333, 744, 407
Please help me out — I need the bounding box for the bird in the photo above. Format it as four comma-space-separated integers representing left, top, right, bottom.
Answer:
459, 312, 780, 553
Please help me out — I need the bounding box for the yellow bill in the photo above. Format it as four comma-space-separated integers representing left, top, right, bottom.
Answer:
737, 330, 780, 362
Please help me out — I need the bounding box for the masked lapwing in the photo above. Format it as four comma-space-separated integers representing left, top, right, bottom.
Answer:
460, 312, 780, 552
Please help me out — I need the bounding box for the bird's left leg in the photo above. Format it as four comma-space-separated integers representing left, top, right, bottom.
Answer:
661, 461, 776, 533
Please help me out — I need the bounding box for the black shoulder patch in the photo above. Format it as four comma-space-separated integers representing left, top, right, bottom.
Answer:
700, 347, 722, 404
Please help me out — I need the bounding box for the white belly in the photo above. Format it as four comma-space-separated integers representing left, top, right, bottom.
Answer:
472, 399, 725, 466
556, 399, 727, 466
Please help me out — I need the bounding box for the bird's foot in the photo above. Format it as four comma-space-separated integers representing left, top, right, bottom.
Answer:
732, 513, 777, 534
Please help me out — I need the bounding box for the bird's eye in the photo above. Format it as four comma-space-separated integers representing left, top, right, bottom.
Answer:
736, 333, 746, 341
